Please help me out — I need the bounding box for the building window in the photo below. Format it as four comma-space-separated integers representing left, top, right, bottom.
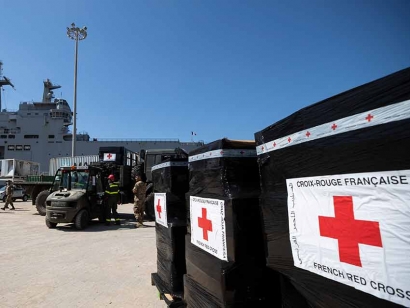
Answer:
24, 145, 31, 151
4, 129, 9, 133
16, 145, 23, 151
35, 113, 39, 115
48, 135, 55, 139
0, 135, 7, 139
24, 135, 39, 139
8, 135, 15, 139
27, 113, 31, 115
7, 145, 15, 151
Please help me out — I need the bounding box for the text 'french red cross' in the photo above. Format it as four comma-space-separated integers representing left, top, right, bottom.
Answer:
198, 208, 213, 241
318, 196, 383, 267
366, 114, 374, 122
156, 199, 162, 219
107, 153, 112, 159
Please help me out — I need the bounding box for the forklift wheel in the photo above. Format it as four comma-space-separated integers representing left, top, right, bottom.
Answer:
46, 218, 57, 229
75, 210, 89, 230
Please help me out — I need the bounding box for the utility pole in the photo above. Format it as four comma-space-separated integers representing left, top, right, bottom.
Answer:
66, 23, 87, 157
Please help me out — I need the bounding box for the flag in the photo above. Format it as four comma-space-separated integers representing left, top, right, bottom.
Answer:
191, 131, 197, 136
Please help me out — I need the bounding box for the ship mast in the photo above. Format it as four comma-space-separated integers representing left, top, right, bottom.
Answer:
0, 61, 15, 111
42, 79, 61, 103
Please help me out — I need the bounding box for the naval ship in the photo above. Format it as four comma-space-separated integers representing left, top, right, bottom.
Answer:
0, 74, 203, 173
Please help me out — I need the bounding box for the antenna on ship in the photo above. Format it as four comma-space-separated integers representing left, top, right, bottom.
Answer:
42, 79, 61, 103
0, 61, 15, 112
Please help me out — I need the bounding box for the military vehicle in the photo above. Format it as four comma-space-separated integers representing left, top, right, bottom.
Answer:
137, 148, 189, 220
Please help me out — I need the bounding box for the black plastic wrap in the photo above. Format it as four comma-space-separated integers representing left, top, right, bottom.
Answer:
152, 158, 189, 197
156, 223, 187, 295
280, 274, 310, 308
185, 234, 281, 307
184, 274, 223, 308
255, 68, 410, 307
186, 138, 261, 232
153, 157, 189, 222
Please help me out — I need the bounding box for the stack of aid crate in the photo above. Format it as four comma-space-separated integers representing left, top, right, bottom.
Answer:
254, 67, 410, 307
151, 158, 189, 301
184, 138, 281, 307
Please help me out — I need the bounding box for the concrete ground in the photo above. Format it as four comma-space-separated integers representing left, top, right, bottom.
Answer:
0, 201, 166, 308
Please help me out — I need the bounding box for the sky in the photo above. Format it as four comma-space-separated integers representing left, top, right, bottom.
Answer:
0, 0, 409, 144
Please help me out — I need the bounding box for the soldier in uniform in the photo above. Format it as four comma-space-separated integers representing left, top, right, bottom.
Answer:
1, 181, 15, 210
104, 174, 121, 226
132, 173, 146, 228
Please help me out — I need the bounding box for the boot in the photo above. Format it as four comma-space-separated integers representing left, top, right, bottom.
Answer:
115, 220, 121, 225
105, 220, 111, 226
1, 207, 5, 210
10, 207, 15, 210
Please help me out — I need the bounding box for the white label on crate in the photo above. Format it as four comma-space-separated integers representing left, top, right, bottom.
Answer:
154, 193, 168, 228
190, 196, 227, 261
286, 170, 410, 306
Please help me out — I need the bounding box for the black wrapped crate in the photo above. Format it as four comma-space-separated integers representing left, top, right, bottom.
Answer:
185, 139, 281, 307
155, 223, 186, 295
254, 67, 410, 307
185, 234, 281, 307
152, 158, 189, 222
152, 158, 189, 297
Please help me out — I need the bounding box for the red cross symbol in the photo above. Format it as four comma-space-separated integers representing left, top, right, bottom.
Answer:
331, 123, 337, 130
273, 142, 276, 147
261, 146, 264, 151
198, 208, 213, 241
288, 137, 292, 143
366, 114, 374, 122
107, 153, 112, 159
306, 131, 311, 137
220, 150, 224, 155
318, 196, 383, 267
156, 199, 162, 219
240, 151, 244, 155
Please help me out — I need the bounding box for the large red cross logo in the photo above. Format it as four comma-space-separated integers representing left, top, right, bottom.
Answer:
319, 196, 383, 267
156, 199, 162, 219
107, 153, 112, 159
198, 208, 213, 241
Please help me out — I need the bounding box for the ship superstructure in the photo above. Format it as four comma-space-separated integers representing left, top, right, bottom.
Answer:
0, 78, 203, 173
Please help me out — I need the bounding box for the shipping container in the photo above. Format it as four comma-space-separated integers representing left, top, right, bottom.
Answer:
48, 155, 99, 176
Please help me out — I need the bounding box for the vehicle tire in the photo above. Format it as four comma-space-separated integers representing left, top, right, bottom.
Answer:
23, 195, 29, 202
35, 190, 49, 216
45, 218, 57, 229
144, 192, 155, 221
75, 210, 89, 230
145, 182, 153, 195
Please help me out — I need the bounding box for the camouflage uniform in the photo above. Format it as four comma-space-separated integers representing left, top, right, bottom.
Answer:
132, 180, 146, 227
1, 183, 15, 210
